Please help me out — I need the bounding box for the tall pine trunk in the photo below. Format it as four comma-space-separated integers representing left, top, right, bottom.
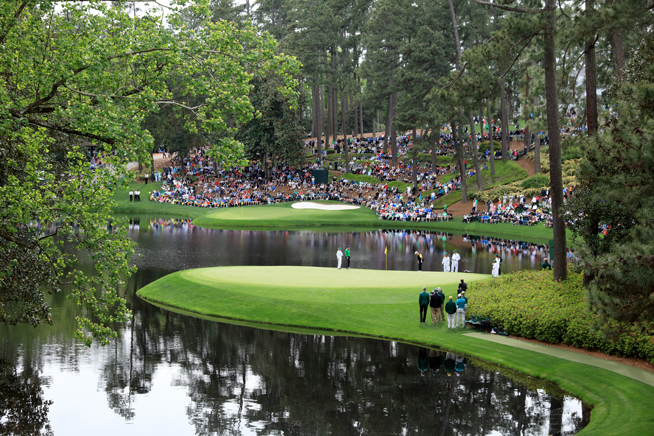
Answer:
533, 94, 540, 173
500, 78, 509, 162
390, 91, 398, 167
469, 110, 483, 190
452, 121, 467, 204
488, 99, 495, 175
606, 0, 625, 81
524, 70, 530, 151
544, 0, 567, 280
342, 88, 349, 173
383, 96, 391, 155
585, 0, 598, 135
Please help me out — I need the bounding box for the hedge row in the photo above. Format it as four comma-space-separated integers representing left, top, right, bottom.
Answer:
469, 269, 654, 364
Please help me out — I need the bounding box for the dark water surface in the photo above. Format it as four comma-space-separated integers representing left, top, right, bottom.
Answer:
0, 219, 588, 436
132, 217, 549, 274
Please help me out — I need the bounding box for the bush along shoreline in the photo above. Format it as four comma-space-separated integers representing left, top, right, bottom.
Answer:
469, 269, 654, 364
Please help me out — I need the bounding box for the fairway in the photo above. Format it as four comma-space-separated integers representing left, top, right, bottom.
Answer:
201, 200, 374, 225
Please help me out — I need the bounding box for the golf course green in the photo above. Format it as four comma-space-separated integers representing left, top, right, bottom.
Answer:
111, 184, 561, 242
137, 266, 654, 436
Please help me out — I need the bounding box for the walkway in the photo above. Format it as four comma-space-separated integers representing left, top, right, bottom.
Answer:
465, 332, 654, 388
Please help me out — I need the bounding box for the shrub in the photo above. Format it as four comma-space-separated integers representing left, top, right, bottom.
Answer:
469, 269, 654, 364
520, 174, 549, 190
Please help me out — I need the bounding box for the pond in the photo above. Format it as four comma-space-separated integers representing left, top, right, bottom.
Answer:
130, 217, 550, 275
0, 219, 587, 436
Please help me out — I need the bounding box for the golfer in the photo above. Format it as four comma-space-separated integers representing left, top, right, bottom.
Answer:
345, 245, 351, 269
415, 251, 423, 271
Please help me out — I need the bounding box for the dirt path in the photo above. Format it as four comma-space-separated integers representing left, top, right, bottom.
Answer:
516, 158, 536, 177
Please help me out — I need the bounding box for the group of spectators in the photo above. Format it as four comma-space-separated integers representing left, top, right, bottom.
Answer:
141, 133, 567, 227
418, 280, 469, 329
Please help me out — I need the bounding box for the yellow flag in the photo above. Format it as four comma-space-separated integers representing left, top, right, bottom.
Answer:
384, 246, 387, 254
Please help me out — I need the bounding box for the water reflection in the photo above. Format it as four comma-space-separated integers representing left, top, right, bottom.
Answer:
0, 302, 589, 436
0, 359, 53, 436
0, 217, 584, 436
128, 218, 549, 275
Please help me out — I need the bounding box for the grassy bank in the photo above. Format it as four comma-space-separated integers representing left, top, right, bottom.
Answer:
434, 160, 528, 208
137, 266, 654, 436
111, 186, 557, 241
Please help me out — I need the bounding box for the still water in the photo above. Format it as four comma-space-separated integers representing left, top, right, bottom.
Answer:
0, 219, 586, 436
132, 217, 550, 274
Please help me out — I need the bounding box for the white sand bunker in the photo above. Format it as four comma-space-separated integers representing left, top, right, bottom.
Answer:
291, 202, 360, 211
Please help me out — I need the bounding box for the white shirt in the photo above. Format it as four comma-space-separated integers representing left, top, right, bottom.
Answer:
336, 250, 343, 260
452, 253, 460, 262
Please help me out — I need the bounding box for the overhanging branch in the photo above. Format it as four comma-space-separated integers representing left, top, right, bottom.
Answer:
475, 0, 544, 13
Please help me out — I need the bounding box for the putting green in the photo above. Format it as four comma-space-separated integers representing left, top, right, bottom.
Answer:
137, 265, 654, 435
180, 266, 475, 305
199, 200, 375, 226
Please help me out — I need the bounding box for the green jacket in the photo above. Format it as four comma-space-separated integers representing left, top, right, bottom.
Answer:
445, 300, 457, 314
344, 248, 351, 257
419, 291, 430, 306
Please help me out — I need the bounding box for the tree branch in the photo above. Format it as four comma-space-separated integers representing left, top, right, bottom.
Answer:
501, 33, 540, 78
441, 61, 468, 90
0, 1, 28, 46
0, 230, 34, 249
474, 0, 544, 13
27, 119, 116, 145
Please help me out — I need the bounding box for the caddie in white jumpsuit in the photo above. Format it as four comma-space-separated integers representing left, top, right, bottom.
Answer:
336, 247, 343, 269
451, 250, 461, 272
442, 252, 451, 272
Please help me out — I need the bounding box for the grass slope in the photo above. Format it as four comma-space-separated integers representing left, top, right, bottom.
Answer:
111, 183, 557, 241
434, 160, 528, 208
137, 266, 654, 436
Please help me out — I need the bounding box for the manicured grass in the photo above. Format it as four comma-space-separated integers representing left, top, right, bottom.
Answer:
111, 182, 207, 219
433, 160, 528, 208
138, 266, 654, 436
111, 184, 557, 242
193, 200, 556, 242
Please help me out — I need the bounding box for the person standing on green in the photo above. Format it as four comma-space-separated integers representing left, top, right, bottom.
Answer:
437, 288, 446, 321
419, 287, 430, 323
345, 245, 351, 269
445, 296, 457, 328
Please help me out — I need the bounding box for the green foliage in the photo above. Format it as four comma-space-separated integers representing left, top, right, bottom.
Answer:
238, 74, 306, 166
520, 174, 549, 189
470, 270, 654, 364
565, 32, 654, 328
0, 0, 299, 345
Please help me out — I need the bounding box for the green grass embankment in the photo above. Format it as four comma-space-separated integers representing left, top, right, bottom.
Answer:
111, 185, 557, 242
137, 266, 654, 436
434, 161, 528, 208
111, 182, 207, 219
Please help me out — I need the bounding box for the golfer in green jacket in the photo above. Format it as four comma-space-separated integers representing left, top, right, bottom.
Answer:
345, 245, 351, 269
445, 296, 457, 329
419, 287, 430, 323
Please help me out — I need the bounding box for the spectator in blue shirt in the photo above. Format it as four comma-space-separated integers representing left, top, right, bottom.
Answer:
456, 294, 467, 328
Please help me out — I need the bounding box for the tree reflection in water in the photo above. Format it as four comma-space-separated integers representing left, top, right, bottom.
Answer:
0, 220, 586, 436
0, 359, 53, 436
93, 290, 589, 436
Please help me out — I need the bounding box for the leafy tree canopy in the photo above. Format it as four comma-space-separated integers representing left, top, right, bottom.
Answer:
0, 0, 300, 345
